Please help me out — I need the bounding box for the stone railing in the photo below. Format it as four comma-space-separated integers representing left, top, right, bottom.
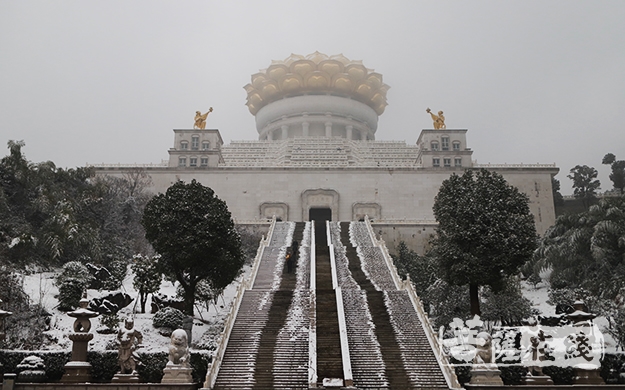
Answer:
474, 162, 557, 168
86, 161, 169, 168
233, 218, 273, 225
202, 217, 276, 390
363, 216, 462, 389
371, 219, 437, 225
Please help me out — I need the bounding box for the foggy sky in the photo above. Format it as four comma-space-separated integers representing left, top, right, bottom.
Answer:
1, 1, 624, 195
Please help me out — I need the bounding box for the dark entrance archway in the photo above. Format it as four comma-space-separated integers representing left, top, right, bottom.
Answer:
309, 207, 332, 222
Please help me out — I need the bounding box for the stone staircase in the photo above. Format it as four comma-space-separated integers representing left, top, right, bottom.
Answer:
315, 225, 344, 382
213, 222, 309, 389
337, 222, 412, 389
348, 221, 449, 389
210, 220, 453, 389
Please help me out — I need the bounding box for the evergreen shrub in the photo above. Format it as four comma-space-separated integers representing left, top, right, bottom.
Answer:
0, 350, 210, 383
153, 306, 185, 329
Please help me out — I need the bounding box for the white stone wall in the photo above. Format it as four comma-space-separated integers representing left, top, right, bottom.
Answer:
97, 165, 557, 236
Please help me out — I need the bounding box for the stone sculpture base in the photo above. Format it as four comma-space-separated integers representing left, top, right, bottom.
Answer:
111, 373, 140, 383
61, 361, 92, 383
470, 368, 504, 386
574, 365, 605, 385
162, 365, 194, 384
522, 375, 554, 385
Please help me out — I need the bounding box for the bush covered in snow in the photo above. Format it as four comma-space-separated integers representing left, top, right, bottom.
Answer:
55, 261, 93, 311
153, 306, 185, 329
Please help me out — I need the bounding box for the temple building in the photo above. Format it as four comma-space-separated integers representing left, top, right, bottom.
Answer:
94, 52, 558, 253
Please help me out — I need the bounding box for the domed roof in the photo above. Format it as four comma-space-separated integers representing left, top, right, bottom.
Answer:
244, 52, 390, 116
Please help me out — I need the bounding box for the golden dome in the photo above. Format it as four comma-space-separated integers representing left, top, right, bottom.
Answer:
244, 52, 390, 116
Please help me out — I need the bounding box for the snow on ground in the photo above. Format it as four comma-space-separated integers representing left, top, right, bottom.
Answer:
20, 263, 253, 352
14, 247, 619, 356
520, 280, 617, 352
520, 280, 555, 317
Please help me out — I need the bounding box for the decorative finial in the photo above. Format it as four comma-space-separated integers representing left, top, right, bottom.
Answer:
194, 108, 213, 130
426, 108, 446, 130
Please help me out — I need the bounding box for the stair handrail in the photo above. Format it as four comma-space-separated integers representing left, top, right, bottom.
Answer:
202, 216, 276, 389
327, 221, 338, 290
309, 220, 317, 388
248, 216, 276, 289
328, 221, 353, 387
363, 217, 462, 389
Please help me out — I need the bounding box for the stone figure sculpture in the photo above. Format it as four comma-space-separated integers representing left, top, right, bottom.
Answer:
469, 331, 504, 385
117, 319, 143, 374
194, 108, 213, 130
168, 328, 190, 367
426, 108, 446, 130
474, 331, 494, 365
161, 328, 193, 383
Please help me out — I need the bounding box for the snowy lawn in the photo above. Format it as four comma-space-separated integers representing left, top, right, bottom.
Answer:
19, 263, 253, 353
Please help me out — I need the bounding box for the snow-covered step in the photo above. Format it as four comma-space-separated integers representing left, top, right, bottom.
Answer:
213, 222, 309, 390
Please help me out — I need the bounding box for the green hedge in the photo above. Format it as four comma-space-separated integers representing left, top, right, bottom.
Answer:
449, 353, 625, 385
0, 350, 210, 383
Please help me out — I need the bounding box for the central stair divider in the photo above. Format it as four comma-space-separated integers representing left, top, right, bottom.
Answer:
308, 220, 317, 389
326, 221, 354, 387
314, 220, 346, 387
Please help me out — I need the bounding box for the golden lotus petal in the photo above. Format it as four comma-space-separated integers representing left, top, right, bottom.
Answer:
355, 82, 373, 98
319, 60, 343, 76
261, 81, 280, 98
281, 76, 303, 91
333, 76, 354, 92
305, 72, 330, 89
366, 73, 383, 90
267, 65, 288, 81
291, 61, 315, 77
346, 64, 367, 81
251, 73, 267, 89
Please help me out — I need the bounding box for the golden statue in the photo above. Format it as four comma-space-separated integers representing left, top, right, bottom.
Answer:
426, 108, 446, 130
194, 107, 213, 130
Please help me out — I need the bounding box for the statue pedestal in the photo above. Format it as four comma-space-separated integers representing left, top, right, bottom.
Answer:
162, 365, 194, 384
574, 365, 605, 385
470, 366, 504, 386
112, 373, 140, 383
522, 375, 554, 385
61, 361, 92, 383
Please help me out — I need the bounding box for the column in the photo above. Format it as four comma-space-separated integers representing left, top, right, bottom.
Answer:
325, 122, 332, 138
346, 125, 353, 140
302, 122, 309, 137
267, 130, 273, 141
281, 125, 288, 140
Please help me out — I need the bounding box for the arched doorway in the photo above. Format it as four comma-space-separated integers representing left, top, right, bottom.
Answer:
309, 207, 332, 246
301, 189, 339, 221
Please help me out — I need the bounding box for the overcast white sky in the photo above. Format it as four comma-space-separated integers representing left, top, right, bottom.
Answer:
1, 1, 624, 194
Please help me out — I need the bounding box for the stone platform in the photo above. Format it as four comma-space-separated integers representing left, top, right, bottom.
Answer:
5, 384, 198, 390
465, 385, 625, 390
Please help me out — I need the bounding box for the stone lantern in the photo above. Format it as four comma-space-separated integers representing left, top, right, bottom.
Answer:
61, 293, 98, 383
